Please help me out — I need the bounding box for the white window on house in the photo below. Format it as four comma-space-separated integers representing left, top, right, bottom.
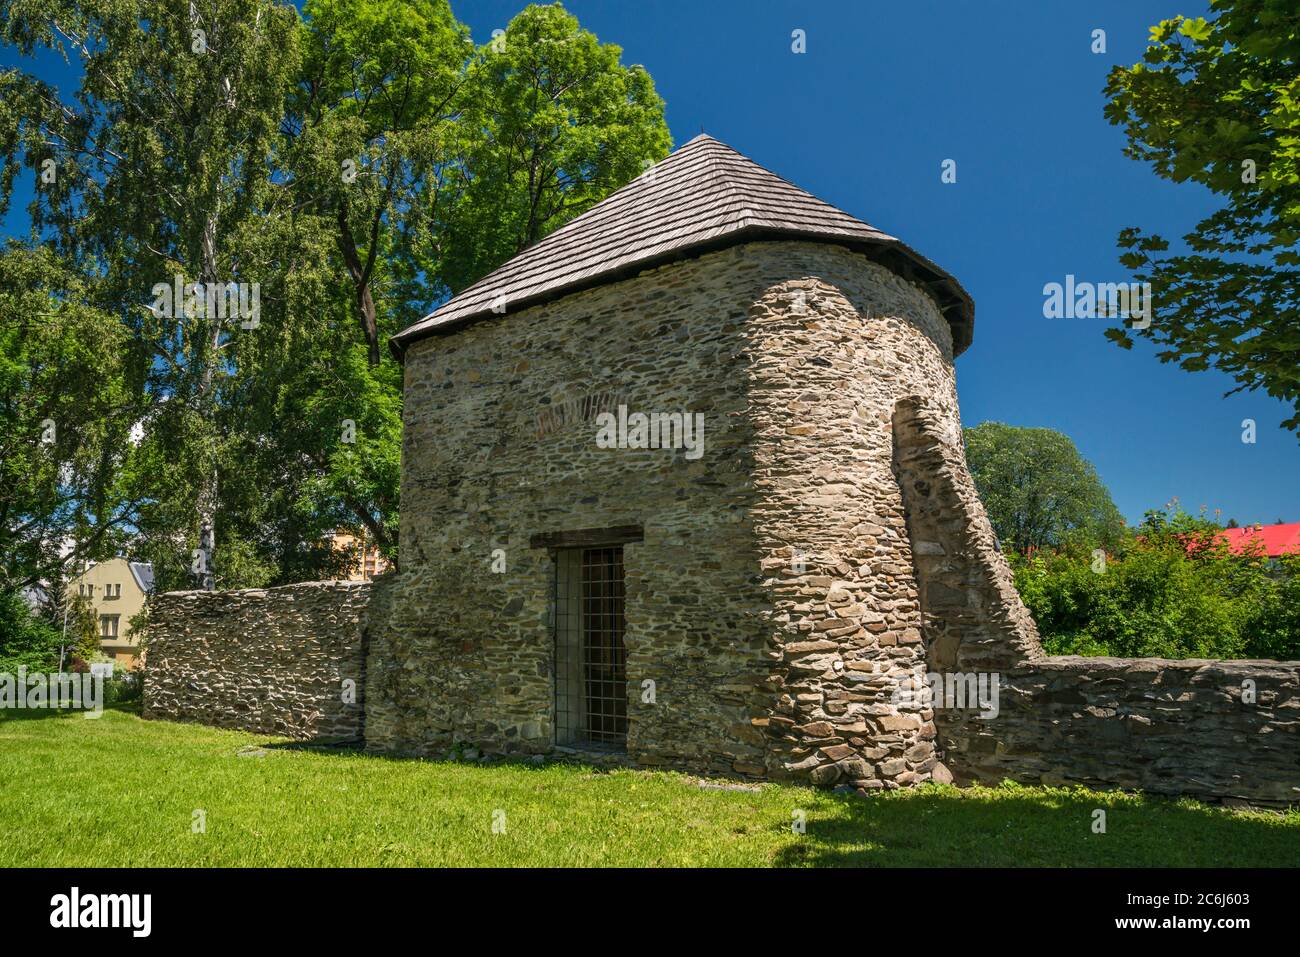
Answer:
104, 583, 121, 599
99, 615, 120, 639
552, 545, 628, 750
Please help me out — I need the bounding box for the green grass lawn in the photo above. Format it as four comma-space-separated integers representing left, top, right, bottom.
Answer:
1, 706, 1296, 867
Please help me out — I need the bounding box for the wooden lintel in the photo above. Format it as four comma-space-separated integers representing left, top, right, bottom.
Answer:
529, 525, 645, 549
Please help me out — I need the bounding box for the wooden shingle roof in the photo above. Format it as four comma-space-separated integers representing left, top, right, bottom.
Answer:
392, 134, 974, 358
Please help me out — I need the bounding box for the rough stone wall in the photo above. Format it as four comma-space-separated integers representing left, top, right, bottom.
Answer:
135, 236, 1300, 807
368, 239, 970, 787
890, 397, 1300, 805
143, 581, 369, 741
891, 397, 1043, 675
739, 252, 968, 790
369, 242, 776, 769
941, 658, 1300, 806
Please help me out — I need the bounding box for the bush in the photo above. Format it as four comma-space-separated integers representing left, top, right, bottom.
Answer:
1244, 554, 1300, 660
0, 590, 63, 673
79, 654, 143, 706
1010, 507, 1299, 660
105, 661, 143, 705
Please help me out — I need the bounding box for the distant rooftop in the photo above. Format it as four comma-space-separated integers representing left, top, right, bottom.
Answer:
77, 558, 155, 594
129, 562, 155, 594
392, 134, 974, 358
1221, 522, 1300, 558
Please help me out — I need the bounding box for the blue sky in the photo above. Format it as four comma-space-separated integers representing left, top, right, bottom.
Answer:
5, 1, 1295, 526
456, 0, 1296, 526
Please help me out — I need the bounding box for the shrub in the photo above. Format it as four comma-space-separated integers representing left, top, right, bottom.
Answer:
104, 671, 143, 706
0, 590, 62, 673
1010, 507, 1298, 660
1244, 554, 1300, 660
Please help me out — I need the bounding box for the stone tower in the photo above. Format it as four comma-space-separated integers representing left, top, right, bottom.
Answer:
370, 134, 1042, 789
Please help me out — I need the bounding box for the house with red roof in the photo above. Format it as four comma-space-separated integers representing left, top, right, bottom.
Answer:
1220, 522, 1300, 558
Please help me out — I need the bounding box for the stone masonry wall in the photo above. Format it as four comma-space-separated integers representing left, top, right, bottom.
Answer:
143, 581, 369, 741
368, 242, 783, 770
372, 238, 980, 788
740, 249, 964, 790
132, 235, 1300, 806
890, 394, 1300, 806
943, 658, 1300, 806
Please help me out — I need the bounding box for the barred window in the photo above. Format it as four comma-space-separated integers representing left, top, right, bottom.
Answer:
553, 546, 628, 749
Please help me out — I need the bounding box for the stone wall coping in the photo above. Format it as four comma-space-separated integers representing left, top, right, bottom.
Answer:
157, 580, 372, 599
1013, 655, 1300, 676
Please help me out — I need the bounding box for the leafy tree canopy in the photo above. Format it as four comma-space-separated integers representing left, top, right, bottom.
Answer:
1012, 506, 1300, 660
0, 0, 670, 591
1104, 1, 1300, 436
0, 588, 63, 672
964, 421, 1126, 553
431, 2, 672, 295
0, 246, 133, 591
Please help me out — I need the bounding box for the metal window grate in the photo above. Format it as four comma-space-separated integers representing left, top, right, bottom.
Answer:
553, 546, 627, 749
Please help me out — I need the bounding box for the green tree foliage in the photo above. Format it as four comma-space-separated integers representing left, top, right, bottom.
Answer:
964, 422, 1125, 553
0, 589, 62, 672
0, 247, 133, 591
1248, 553, 1300, 659
0, 0, 305, 592
0, 0, 670, 590
64, 591, 99, 667
271, 0, 470, 562
1104, 2, 1300, 437
289, 0, 471, 367
432, 3, 672, 294
1011, 506, 1299, 660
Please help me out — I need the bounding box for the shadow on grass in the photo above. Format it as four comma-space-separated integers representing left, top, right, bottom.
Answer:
258, 738, 576, 775
0, 700, 141, 722
248, 740, 1299, 866
263, 738, 364, 753
773, 784, 1300, 868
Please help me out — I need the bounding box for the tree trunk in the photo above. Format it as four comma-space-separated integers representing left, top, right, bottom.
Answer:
195, 211, 222, 590
336, 204, 382, 367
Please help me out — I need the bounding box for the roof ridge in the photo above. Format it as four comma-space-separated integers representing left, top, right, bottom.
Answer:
438, 141, 716, 305
440, 154, 731, 309
392, 134, 974, 357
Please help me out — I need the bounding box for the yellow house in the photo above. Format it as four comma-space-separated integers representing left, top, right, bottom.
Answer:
330, 530, 390, 582
69, 558, 154, 669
